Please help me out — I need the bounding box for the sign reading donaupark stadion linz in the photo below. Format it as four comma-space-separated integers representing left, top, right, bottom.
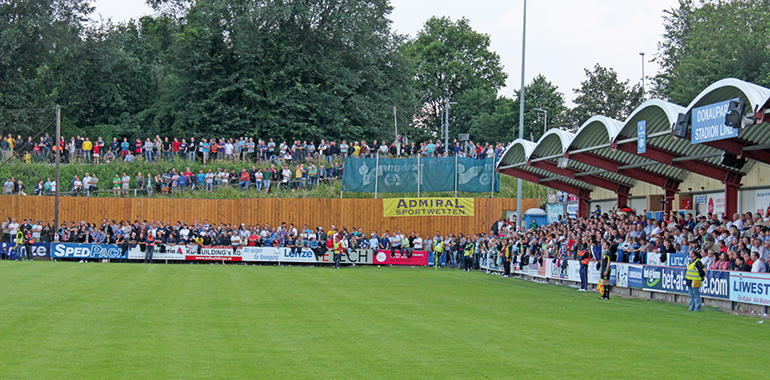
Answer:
691, 98, 740, 144
383, 198, 474, 217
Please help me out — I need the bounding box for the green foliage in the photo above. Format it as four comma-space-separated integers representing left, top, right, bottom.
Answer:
654, 0, 770, 105
569, 64, 644, 127
404, 16, 507, 140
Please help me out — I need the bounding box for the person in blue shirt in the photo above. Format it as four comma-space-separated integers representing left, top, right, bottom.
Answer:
359, 238, 369, 249
592, 205, 601, 218
379, 231, 390, 250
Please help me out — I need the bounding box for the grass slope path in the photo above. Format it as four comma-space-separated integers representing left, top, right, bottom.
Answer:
0, 262, 766, 379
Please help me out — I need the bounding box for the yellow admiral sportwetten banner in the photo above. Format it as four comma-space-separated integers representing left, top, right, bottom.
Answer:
383, 198, 474, 217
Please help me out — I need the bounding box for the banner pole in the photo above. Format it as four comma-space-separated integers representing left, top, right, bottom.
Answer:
454, 154, 458, 197
489, 158, 494, 199
417, 154, 421, 197
340, 158, 344, 199
374, 154, 379, 199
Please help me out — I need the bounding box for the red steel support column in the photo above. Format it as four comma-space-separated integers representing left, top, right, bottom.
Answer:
724, 172, 742, 218
617, 185, 631, 208
578, 189, 591, 218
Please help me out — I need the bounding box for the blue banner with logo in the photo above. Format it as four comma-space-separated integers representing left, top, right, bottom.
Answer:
643, 265, 729, 299
342, 157, 498, 193
628, 265, 644, 288
1, 242, 50, 258
668, 254, 690, 267
691, 98, 740, 144
51, 243, 127, 259
637, 120, 647, 154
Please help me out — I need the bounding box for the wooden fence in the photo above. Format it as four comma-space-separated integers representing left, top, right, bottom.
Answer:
0, 196, 540, 236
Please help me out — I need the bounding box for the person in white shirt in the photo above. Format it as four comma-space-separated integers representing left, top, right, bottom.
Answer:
751, 252, 766, 273
82, 173, 91, 195
31, 222, 42, 242
8, 218, 19, 237
413, 234, 423, 250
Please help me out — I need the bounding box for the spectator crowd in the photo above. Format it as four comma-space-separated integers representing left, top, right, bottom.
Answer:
2, 208, 768, 275
1, 134, 507, 197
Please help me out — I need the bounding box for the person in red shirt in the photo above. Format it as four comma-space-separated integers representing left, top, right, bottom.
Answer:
172, 138, 181, 155
135, 139, 143, 156
239, 169, 250, 191
248, 230, 259, 246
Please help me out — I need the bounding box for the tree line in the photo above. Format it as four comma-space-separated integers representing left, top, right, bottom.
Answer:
1, 0, 765, 145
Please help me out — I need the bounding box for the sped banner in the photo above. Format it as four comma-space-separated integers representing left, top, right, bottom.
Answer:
374, 249, 429, 266
383, 198, 474, 217
52, 243, 127, 259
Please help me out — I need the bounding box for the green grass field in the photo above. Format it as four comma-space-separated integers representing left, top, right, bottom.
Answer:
0, 262, 766, 379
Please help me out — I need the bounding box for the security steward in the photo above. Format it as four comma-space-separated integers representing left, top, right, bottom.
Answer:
502, 239, 512, 278
599, 239, 611, 300
434, 239, 444, 269
685, 251, 706, 312
578, 248, 591, 291
13, 231, 24, 261
144, 232, 155, 263
23, 228, 34, 261
463, 240, 474, 272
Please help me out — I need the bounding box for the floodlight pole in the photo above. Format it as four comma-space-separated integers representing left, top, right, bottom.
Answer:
639, 52, 644, 99
516, 0, 527, 230
54, 104, 60, 260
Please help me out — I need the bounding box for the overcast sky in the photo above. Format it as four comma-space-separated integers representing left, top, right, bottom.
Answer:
92, 0, 681, 105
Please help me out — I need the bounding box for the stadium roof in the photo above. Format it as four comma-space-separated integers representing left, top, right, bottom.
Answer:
497, 78, 770, 199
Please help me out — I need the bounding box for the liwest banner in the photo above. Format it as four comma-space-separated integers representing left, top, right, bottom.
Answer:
342, 157, 498, 193
383, 198, 474, 217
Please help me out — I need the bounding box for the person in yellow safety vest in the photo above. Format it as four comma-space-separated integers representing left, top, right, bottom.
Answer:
598, 239, 612, 300
434, 240, 444, 269
13, 231, 24, 261
502, 240, 512, 278
332, 233, 342, 269
685, 250, 706, 312
463, 240, 474, 272
23, 229, 34, 261
144, 233, 155, 264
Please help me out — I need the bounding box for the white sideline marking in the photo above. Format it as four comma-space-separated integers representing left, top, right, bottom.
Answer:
148, 264, 157, 272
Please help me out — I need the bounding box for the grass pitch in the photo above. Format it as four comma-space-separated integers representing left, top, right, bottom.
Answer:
0, 262, 766, 379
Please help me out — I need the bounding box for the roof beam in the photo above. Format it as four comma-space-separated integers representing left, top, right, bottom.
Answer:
614, 140, 740, 183
568, 152, 681, 189
499, 167, 589, 197
702, 139, 770, 166
528, 160, 631, 192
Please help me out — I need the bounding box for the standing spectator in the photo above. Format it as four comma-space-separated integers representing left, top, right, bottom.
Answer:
82, 137, 93, 163
3, 178, 13, 195
121, 172, 131, 196
144, 139, 154, 162
685, 250, 706, 311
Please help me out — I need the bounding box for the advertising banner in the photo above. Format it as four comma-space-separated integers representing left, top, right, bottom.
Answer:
374, 249, 428, 266
694, 195, 707, 204
429, 252, 448, 267
0, 242, 49, 258
127, 244, 186, 260
546, 204, 564, 224
691, 98, 740, 144
668, 254, 690, 267
643, 265, 729, 299
241, 246, 281, 262
51, 243, 127, 259
342, 157, 497, 193
646, 252, 663, 266
317, 249, 375, 265
546, 258, 569, 280
707, 193, 725, 215
612, 264, 628, 287
383, 198, 474, 217
566, 203, 578, 219
184, 246, 242, 261
729, 272, 770, 306
756, 189, 770, 216
637, 120, 647, 154
628, 265, 644, 288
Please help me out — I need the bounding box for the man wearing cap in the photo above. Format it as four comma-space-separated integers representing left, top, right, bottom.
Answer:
685, 250, 706, 311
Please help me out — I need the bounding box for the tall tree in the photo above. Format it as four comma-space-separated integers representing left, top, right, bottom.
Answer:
654, 0, 770, 105
405, 16, 507, 138
569, 64, 644, 127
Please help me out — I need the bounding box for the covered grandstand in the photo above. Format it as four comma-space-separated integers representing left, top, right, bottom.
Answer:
497, 78, 770, 218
